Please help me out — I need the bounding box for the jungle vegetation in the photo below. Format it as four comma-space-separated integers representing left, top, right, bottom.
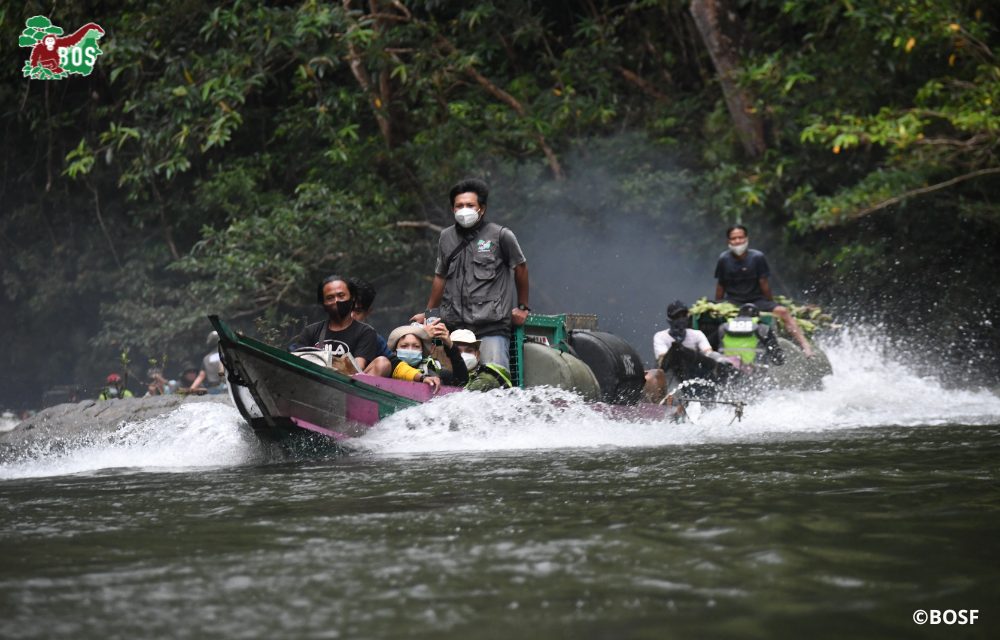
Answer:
1, 0, 997, 406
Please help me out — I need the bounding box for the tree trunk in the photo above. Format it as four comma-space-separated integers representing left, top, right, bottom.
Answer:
690, 0, 766, 158
343, 0, 394, 147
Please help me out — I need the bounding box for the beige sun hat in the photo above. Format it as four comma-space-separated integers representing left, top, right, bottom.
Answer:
387, 323, 431, 352
449, 328, 480, 347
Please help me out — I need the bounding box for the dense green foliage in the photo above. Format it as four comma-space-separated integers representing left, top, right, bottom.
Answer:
1, 1, 998, 406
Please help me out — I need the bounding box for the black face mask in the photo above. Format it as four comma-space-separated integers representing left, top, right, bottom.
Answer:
325, 298, 354, 321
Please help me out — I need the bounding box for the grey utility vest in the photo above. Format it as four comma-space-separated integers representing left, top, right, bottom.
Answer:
436, 222, 516, 338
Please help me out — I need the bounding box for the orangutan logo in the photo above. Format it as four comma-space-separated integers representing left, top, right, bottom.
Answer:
19, 16, 105, 80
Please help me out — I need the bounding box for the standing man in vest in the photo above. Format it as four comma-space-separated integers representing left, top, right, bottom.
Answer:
411, 178, 529, 370
714, 224, 814, 357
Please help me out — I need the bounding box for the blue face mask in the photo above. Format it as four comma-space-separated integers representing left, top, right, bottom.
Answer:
396, 349, 423, 366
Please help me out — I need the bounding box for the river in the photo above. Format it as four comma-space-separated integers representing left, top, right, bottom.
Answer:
1, 328, 998, 639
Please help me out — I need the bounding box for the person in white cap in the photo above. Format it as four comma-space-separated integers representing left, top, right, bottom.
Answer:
450, 329, 513, 392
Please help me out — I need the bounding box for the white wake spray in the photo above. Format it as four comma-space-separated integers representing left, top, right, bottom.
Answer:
3, 326, 997, 474
0, 403, 266, 480
354, 325, 1000, 455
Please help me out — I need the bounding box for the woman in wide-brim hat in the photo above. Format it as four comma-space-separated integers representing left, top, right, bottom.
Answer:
387, 321, 469, 387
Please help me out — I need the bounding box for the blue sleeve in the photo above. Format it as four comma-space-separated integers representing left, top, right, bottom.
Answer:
377, 334, 392, 359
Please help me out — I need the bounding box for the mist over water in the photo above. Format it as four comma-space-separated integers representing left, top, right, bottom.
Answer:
514, 207, 717, 363
492, 141, 807, 367
2, 326, 997, 481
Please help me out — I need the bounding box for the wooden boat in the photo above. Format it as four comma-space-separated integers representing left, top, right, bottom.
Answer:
210, 313, 672, 444
210, 315, 465, 443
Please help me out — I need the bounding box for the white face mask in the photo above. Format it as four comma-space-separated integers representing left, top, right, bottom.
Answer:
454, 207, 480, 228
396, 349, 423, 366
461, 353, 479, 370
730, 241, 749, 256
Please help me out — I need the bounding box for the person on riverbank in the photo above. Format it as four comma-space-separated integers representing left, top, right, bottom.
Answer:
410, 178, 530, 370
387, 321, 469, 388
144, 367, 172, 397
288, 274, 388, 375
177, 364, 203, 394
98, 373, 133, 400
189, 331, 226, 394
713, 225, 814, 357
450, 329, 513, 392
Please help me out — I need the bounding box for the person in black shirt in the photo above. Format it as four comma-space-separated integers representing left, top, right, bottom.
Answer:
714, 225, 814, 357
288, 275, 386, 372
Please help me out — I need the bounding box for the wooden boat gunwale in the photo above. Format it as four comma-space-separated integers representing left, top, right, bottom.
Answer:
210, 314, 420, 411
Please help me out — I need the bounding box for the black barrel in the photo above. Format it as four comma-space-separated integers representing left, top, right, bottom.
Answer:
565, 330, 646, 405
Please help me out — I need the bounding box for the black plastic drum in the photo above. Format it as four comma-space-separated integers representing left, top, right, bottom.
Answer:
565, 330, 646, 405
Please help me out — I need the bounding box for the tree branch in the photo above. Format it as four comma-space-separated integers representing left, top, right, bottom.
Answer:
396, 220, 444, 233
436, 37, 564, 179
916, 133, 990, 149
617, 65, 671, 103
88, 182, 123, 270
389, 0, 412, 20
458, 59, 526, 116
846, 167, 1000, 222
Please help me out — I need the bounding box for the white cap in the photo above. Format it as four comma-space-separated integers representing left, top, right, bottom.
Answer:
207, 330, 220, 345
450, 329, 480, 347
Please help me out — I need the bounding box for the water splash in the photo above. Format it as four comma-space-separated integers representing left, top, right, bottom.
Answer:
0, 415, 18, 433
0, 403, 267, 480
4, 326, 997, 471
354, 325, 1000, 455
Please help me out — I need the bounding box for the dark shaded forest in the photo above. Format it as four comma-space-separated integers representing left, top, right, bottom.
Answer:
2, 1, 998, 409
